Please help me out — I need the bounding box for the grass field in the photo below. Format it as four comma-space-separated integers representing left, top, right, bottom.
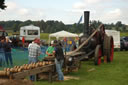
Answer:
120, 32, 128, 37
34, 51, 128, 85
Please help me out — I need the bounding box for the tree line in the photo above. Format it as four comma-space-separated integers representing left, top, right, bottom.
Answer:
0, 20, 127, 33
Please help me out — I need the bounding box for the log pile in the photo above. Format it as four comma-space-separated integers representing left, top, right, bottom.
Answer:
0, 61, 54, 78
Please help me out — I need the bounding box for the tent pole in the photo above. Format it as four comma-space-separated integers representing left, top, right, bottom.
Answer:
49, 36, 50, 46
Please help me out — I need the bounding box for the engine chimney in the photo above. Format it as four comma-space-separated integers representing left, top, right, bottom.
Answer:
84, 11, 90, 36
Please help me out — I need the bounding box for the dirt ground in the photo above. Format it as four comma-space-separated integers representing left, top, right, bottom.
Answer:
0, 75, 80, 85
0, 79, 34, 85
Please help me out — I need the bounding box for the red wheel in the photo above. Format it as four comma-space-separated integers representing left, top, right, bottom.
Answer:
94, 45, 102, 65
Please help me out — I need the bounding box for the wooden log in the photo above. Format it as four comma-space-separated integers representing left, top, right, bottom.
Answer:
20, 66, 24, 69
39, 62, 43, 66
30, 63, 35, 68
33, 63, 36, 68
6, 68, 10, 72
48, 61, 52, 65
35, 63, 39, 67
26, 65, 32, 70
18, 68, 22, 72
10, 68, 14, 72
28, 64, 32, 69
38, 62, 42, 66
15, 68, 19, 72
0, 71, 10, 76
22, 66, 25, 69
45, 61, 49, 65
16, 66, 20, 69
0, 71, 6, 76
6, 71, 10, 76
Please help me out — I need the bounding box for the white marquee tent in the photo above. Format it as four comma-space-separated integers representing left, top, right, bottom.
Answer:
49, 30, 78, 43
79, 30, 120, 48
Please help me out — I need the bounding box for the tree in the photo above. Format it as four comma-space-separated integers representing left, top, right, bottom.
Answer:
115, 21, 122, 31
90, 20, 102, 29
122, 25, 126, 32
12, 23, 19, 32
115, 21, 122, 27
0, 0, 6, 10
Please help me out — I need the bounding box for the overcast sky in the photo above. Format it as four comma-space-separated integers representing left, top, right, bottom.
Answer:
0, 0, 128, 24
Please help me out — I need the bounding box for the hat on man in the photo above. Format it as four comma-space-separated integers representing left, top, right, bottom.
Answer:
34, 38, 40, 44
51, 40, 54, 45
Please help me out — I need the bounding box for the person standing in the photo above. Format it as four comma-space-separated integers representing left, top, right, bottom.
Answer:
0, 38, 6, 67
28, 38, 41, 81
54, 41, 64, 81
45, 41, 55, 57
4, 37, 13, 66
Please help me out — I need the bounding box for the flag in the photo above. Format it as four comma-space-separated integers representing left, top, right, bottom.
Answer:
77, 15, 83, 24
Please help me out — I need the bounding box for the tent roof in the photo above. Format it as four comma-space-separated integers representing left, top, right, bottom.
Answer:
20, 24, 40, 30
49, 30, 78, 38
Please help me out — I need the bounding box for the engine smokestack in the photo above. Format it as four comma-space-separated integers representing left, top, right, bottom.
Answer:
84, 11, 90, 36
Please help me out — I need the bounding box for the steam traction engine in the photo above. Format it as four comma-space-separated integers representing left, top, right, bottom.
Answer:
65, 11, 114, 72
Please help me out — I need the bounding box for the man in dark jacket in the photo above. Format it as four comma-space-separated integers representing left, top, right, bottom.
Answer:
4, 37, 13, 66
54, 41, 64, 81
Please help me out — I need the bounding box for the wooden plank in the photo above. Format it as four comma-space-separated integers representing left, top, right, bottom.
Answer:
66, 52, 85, 56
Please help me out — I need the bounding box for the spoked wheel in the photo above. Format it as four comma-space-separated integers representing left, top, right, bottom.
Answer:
107, 36, 114, 62
94, 45, 102, 65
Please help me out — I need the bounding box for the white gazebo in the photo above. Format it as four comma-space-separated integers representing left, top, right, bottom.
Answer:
49, 30, 78, 43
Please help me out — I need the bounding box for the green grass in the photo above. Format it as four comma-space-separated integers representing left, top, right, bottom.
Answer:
120, 32, 128, 37
40, 33, 56, 43
40, 33, 49, 40
34, 51, 128, 85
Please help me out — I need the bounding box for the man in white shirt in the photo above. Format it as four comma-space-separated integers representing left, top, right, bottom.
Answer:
28, 38, 41, 81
